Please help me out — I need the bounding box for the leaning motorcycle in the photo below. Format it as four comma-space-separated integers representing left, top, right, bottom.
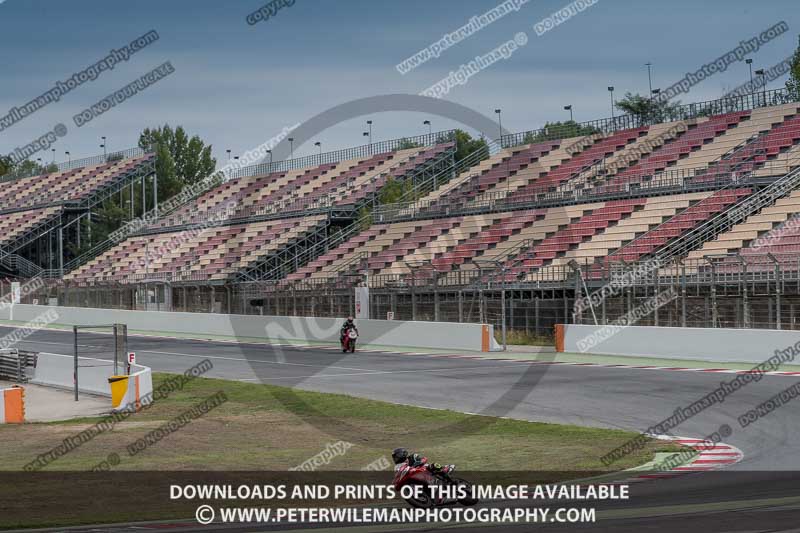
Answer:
392, 462, 479, 508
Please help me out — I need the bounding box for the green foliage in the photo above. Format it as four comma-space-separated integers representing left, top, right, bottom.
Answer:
521, 121, 601, 144
0, 156, 12, 177
614, 92, 682, 123
65, 125, 218, 261
786, 35, 800, 101
139, 124, 216, 200
437, 129, 489, 161
0, 159, 52, 179
397, 138, 423, 150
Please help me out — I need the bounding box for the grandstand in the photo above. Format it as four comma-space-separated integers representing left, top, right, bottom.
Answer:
5, 88, 800, 333
0, 149, 155, 277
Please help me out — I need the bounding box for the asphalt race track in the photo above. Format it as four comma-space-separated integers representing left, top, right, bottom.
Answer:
6, 325, 800, 532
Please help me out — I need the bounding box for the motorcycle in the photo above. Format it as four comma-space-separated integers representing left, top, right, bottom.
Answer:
392, 462, 479, 508
342, 329, 358, 353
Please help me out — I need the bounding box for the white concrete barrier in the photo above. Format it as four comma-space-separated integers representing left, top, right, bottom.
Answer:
0, 304, 501, 352
31, 352, 114, 396
114, 363, 153, 412
556, 324, 800, 364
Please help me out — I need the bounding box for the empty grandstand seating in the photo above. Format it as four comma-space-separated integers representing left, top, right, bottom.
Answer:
66, 215, 327, 282
609, 188, 752, 262
284, 184, 790, 286
684, 189, 800, 262
600, 112, 749, 188
49, 98, 800, 289
154, 143, 454, 227
0, 153, 155, 253
510, 128, 647, 198
0, 154, 154, 211
0, 207, 61, 247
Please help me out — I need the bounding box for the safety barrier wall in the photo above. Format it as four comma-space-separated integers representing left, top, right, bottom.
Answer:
0, 304, 501, 352
114, 363, 153, 412
0, 386, 24, 423
557, 324, 800, 364
30, 352, 114, 396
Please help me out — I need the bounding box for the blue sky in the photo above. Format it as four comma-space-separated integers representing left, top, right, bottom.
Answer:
0, 0, 797, 165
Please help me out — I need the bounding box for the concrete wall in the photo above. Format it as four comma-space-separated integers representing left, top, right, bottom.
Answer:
31, 352, 114, 397
0, 304, 501, 352
115, 363, 153, 412
558, 324, 800, 364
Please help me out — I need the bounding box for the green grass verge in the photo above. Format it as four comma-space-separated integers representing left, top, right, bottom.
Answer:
0, 373, 678, 528
0, 373, 675, 472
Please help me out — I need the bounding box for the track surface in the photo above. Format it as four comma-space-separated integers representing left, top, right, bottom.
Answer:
7, 325, 800, 531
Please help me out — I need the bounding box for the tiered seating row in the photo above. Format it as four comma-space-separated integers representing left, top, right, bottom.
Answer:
687, 190, 800, 260
0, 154, 154, 211
154, 145, 453, 228
611, 188, 752, 262
66, 215, 327, 282
605, 112, 750, 187
0, 207, 61, 247
288, 191, 760, 284
509, 128, 647, 198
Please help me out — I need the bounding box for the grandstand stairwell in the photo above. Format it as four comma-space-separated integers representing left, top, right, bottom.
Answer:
1, 153, 156, 277
235, 144, 458, 282
653, 164, 800, 263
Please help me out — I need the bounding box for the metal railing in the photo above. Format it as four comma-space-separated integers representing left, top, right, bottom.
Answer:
224, 130, 456, 180
655, 158, 800, 263
374, 165, 749, 224
500, 88, 795, 149
232, 143, 459, 282
0, 349, 38, 382
0, 147, 148, 183
24, 252, 800, 334
0, 251, 43, 278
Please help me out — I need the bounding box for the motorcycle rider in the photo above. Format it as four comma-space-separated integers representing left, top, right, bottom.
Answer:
340, 316, 358, 345
392, 447, 453, 476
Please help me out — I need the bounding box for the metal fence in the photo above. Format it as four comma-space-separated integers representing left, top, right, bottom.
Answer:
0, 147, 148, 183
5, 253, 800, 349
500, 88, 794, 149
225, 130, 456, 180
378, 130, 799, 224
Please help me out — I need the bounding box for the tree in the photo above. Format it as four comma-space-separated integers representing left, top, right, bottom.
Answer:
522, 121, 601, 144
139, 124, 216, 201
0, 156, 12, 177
437, 129, 489, 161
615, 92, 682, 123
1, 159, 51, 179
397, 138, 423, 150
786, 35, 800, 101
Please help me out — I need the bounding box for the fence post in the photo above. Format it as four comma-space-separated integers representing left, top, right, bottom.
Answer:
73, 326, 79, 402
433, 275, 440, 322
681, 262, 687, 328
775, 262, 782, 330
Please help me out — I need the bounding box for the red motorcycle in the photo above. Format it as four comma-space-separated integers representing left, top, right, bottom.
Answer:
392, 462, 479, 508
341, 329, 358, 353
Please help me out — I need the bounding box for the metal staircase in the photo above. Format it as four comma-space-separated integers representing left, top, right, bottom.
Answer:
654, 161, 800, 262
234, 144, 459, 282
